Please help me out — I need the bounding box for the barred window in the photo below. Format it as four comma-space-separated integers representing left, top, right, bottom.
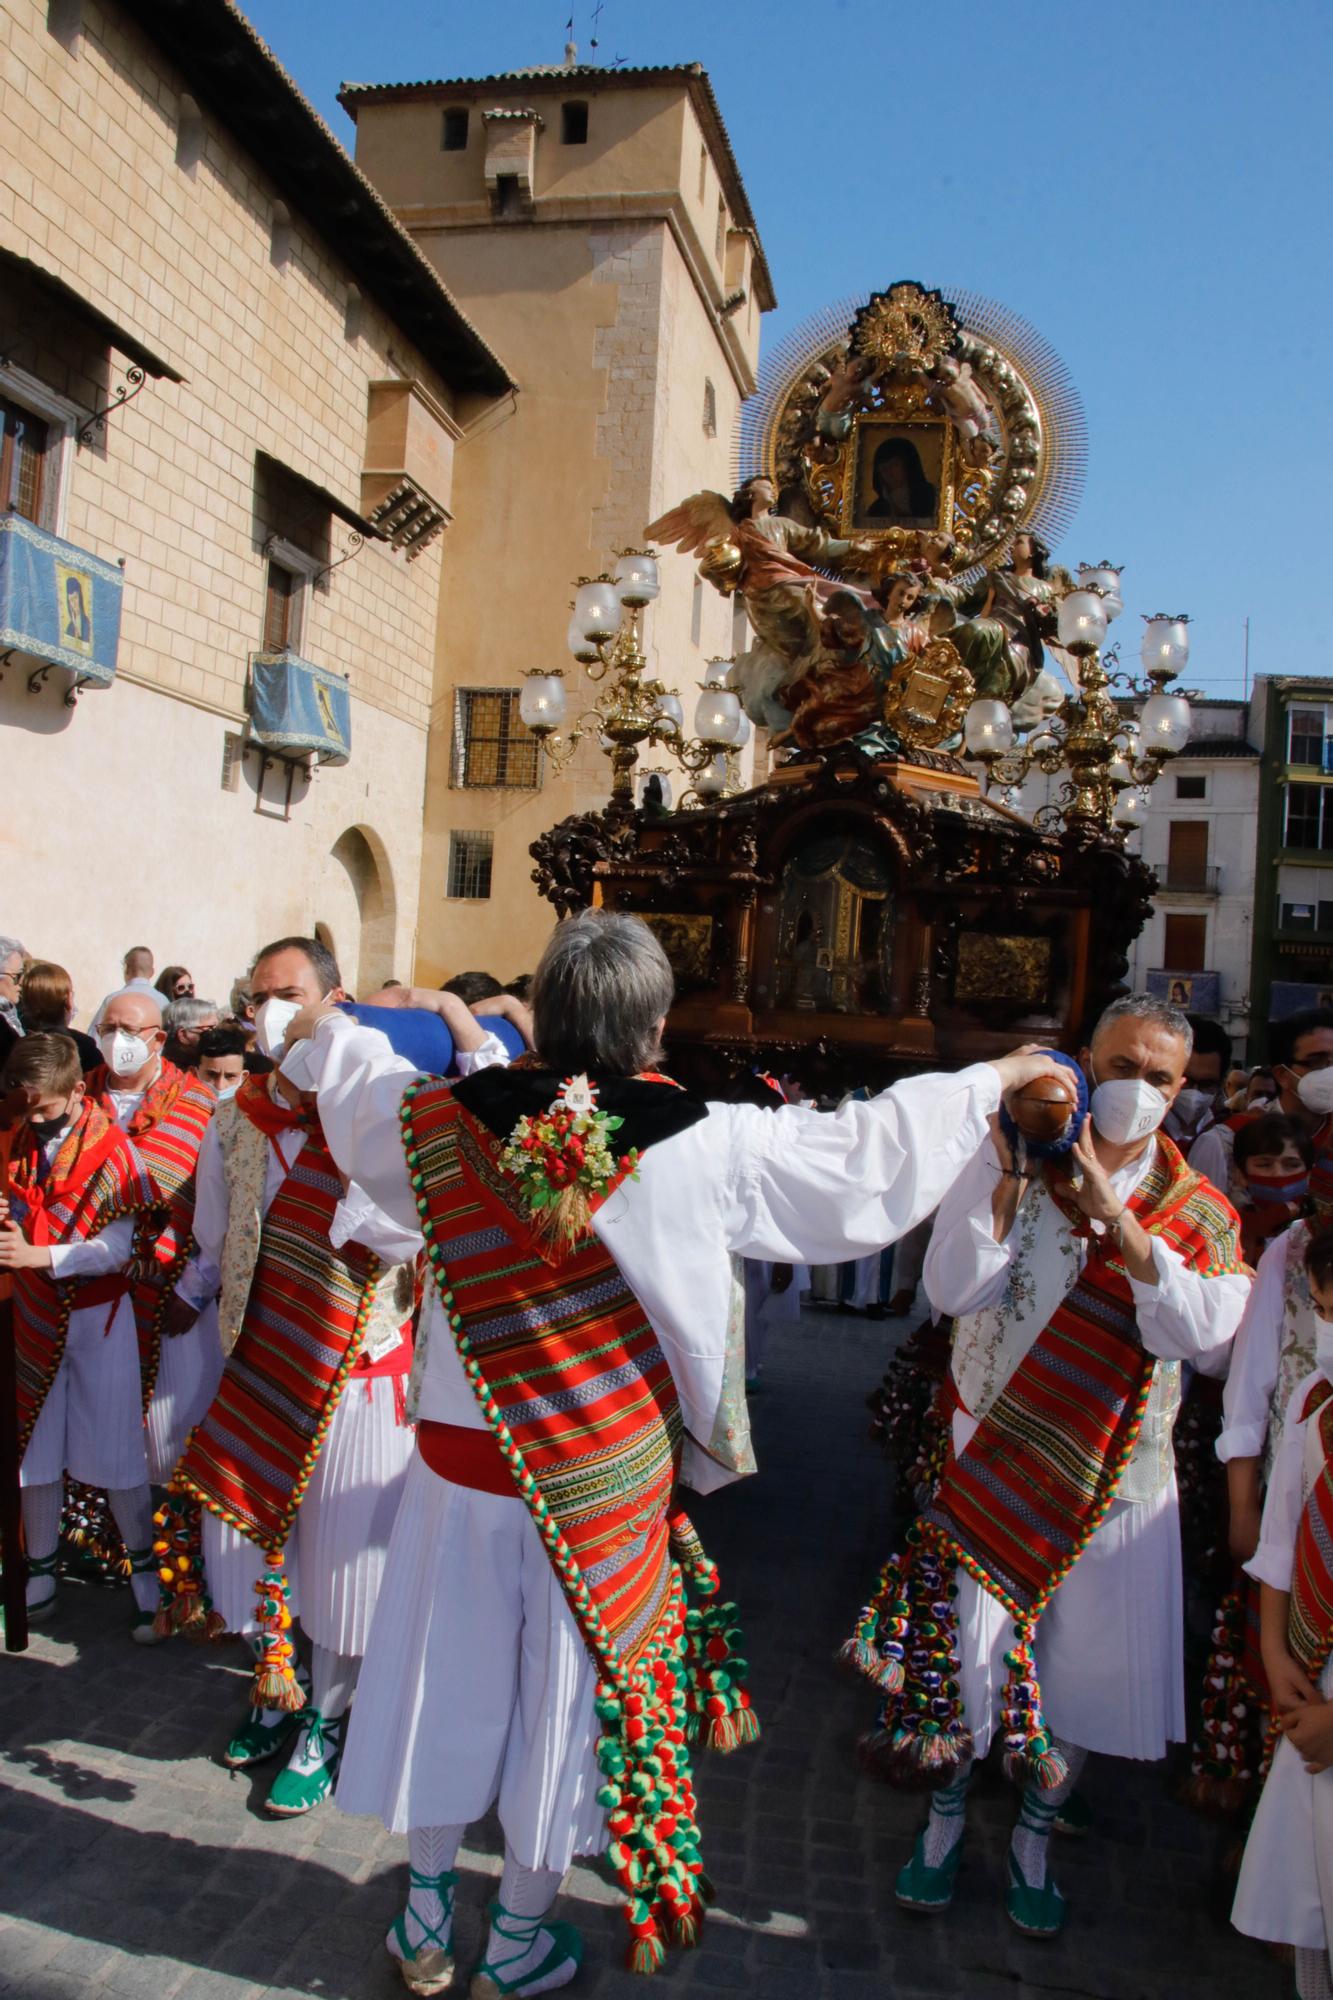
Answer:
451, 688, 540, 789
0, 395, 50, 524
448, 830, 493, 900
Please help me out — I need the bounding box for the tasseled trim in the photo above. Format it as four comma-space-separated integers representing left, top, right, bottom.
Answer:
251, 1549, 306, 1711
1182, 1586, 1260, 1815
392, 1373, 408, 1425
1000, 1625, 1066, 1789
846, 1521, 971, 1789
682, 1597, 760, 1753
151, 1488, 226, 1640
61, 1477, 130, 1581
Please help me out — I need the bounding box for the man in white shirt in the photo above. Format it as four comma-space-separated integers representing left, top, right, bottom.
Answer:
282, 908, 1061, 2000
862, 995, 1247, 1940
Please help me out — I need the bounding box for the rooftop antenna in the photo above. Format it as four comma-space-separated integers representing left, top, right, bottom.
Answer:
1243, 615, 1250, 701
590, 1, 603, 56
564, 11, 576, 66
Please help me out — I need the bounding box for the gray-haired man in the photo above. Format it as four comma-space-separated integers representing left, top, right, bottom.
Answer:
0, 935, 26, 1065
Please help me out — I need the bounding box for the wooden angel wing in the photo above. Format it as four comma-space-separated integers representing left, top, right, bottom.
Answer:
643, 490, 734, 557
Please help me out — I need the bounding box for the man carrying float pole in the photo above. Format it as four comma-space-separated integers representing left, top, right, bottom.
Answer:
281, 908, 1061, 1998
848, 995, 1248, 1936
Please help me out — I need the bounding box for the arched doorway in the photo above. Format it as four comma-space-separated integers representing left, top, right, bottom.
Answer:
321, 826, 397, 995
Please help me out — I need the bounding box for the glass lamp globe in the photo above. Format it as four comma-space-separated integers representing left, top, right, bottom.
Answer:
1139, 691, 1192, 756
614, 552, 660, 608
1077, 564, 1124, 618
694, 687, 742, 746
519, 671, 567, 732
1114, 788, 1145, 829
573, 578, 621, 644
693, 753, 728, 798
566, 613, 600, 665
1056, 588, 1109, 654
731, 709, 752, 749
637, 768, 673, 811
656, 691, 684, 732
1140, 615, 1191, 680
963, 697, 1015, 759
702, 657, 732, 688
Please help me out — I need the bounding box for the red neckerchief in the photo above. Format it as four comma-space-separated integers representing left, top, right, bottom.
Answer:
6, 1099, 129, 1246
87, 1058, 184, 1139
233, 1071, 319, 1139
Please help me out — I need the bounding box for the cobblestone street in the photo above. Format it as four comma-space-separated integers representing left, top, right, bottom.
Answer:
0, 1306, 1288, 2000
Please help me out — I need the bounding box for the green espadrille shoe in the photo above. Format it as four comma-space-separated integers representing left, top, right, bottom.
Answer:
1053, 1788, 1093, 1837
264, 1708, 343, 1817
223, 1704, 300, 1769
894, 1828, 964, 1912
470, 1903, 583, 1999
1005, 1849, 1067, 1937
387, 1866, 458, 1996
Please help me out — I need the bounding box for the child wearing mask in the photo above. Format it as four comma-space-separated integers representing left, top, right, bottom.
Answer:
1232, 1224, 1333, 2000
1221, 1120, 1322, 1568
196, 1024, 248, 1102
1233, 1114, 1315, 1267
0, 1032, 158, 1628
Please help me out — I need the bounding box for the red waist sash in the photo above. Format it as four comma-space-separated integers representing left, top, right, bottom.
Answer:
351, 1325, 413, 1378
418, 1418, 516, 1496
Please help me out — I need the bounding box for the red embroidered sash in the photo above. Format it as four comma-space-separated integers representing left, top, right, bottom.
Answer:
404, 1079, 684, 1670
1311, 1116, 1333, 1220
5, 1102, 157, 1460
171, 1133, 383, 1554
89, 1061, 218, 1406
924, 1135, 1243, 1621
1289, 1380, 1333, 1679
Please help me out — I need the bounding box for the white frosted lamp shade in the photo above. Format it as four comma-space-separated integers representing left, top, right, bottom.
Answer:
1140, 691, 1192, 755
1114, 787, 1145, 828
566, 613, 600, 664
520, 672, 566, 730
614, 552, 660, 607
694, 687, 742, 745
731, 709, 752, 748
1140, 615, 1191, 678
656, 692, 684, 732
1077, 564, 1124, 618
1056, 588, 1108, 653
702, 657, 732, 688
693, 753, 728, 798
963, 697, 1014, 757
637, 769, 673, 810
574, 579, 620, 643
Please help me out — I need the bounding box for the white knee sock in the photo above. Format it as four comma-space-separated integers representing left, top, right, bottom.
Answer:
1296, 1948, 1333, 2000
105, 1486, 158, 1611
481, 1849, 568, 1983
921, 1757, 973, 1866
1010, 1737, 1088, 1890
21, 1482, 62, 1601
385, 1825, 466, 1961
310, 1641, 358, 1718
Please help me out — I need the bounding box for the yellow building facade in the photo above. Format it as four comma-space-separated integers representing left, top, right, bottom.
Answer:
0, 0, 511, 1013
341, 62, 775, 980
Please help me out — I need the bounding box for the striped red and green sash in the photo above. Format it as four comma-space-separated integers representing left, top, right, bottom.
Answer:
404, 1078, 684, 1669
90, 1061, 217, 1405
1289, 1380, 1333, 1680
925, 1134, 1243, 1620
1310, 1116, 1333, 1220
6, 1103, 157, 1459
171, 1132, 380, 1554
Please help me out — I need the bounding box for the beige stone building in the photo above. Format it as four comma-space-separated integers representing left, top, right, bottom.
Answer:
340, 60, 774, 980
0, 0, 512, 1015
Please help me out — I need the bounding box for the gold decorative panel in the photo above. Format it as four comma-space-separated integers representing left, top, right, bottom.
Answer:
955, 933, 1051, 1007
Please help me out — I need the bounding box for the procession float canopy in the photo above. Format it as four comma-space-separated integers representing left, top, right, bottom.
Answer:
528, 281, 1180, 1085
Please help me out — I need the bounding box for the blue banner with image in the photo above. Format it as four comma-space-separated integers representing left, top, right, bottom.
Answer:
250, 652, 352, 765
0, 513, 123, 684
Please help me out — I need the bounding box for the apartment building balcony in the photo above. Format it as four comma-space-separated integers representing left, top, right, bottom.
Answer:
1155, 863, 1221, 897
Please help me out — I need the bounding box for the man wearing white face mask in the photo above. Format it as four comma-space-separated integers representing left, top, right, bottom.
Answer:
868, 995, 1248, 1940
86, 987, 221, 1502
1192, 1009, 1333, 1202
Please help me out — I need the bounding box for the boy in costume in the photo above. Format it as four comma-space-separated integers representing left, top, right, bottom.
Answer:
1232, 1223, 1333, 2000
849, 995, 1248, 1936
283, 907, 1063, 1997
0, 1032, 158, 1631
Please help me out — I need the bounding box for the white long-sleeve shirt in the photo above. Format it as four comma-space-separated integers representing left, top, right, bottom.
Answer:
923, 1134, 1248, 1494
295, 1013, 1004, 1494
1247, 1364, 1330, 1593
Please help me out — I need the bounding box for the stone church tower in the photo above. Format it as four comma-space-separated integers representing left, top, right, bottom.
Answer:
340, 57, 774, 979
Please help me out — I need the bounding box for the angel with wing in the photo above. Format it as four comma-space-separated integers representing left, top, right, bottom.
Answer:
644, 475, 873, 730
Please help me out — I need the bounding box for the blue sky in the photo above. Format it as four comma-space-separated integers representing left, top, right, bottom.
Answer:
246, 0, 1333, 701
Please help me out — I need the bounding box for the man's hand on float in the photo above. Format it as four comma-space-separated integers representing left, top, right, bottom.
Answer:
988, 1044, 1064, 1098
470, 992, 535, 1049
1061, 1116, 1123, 1225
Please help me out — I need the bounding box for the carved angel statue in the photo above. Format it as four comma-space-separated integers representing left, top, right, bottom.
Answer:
921, 354, 995, 468
644, 476, 875, 731
930, 530, 1065, 728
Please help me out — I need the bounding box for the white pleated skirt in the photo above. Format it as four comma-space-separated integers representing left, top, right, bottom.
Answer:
200, 1372, 412, 1652
21, 1296, 148, 1491
1233, 1657, 1333, 1952
956, 1480, 1185, 1762
335, 1451, 606, 1873
146, 1302, 224, 1484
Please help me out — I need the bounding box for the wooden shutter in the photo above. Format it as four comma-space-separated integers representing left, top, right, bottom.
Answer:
1167, 820, 1209, 890
1163, 913, 1207, 972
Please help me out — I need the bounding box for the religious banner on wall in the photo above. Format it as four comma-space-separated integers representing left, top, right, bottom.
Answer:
249, 653, 352, 765
0, 513, 124, 685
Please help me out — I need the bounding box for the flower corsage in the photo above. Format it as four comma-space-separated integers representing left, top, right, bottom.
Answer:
500, 1074, 639, 1249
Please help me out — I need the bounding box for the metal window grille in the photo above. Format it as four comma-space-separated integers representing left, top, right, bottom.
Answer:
448, 830, 493, 900
451, 688, 540, 789
0, 395, 49, 523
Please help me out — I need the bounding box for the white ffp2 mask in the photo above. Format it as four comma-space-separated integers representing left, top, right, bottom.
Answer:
1297, 1068, 1333, 1117
1089, 1076, 1169, 1146
253, 997, 301, 1060
99, 1028, 152, 1078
